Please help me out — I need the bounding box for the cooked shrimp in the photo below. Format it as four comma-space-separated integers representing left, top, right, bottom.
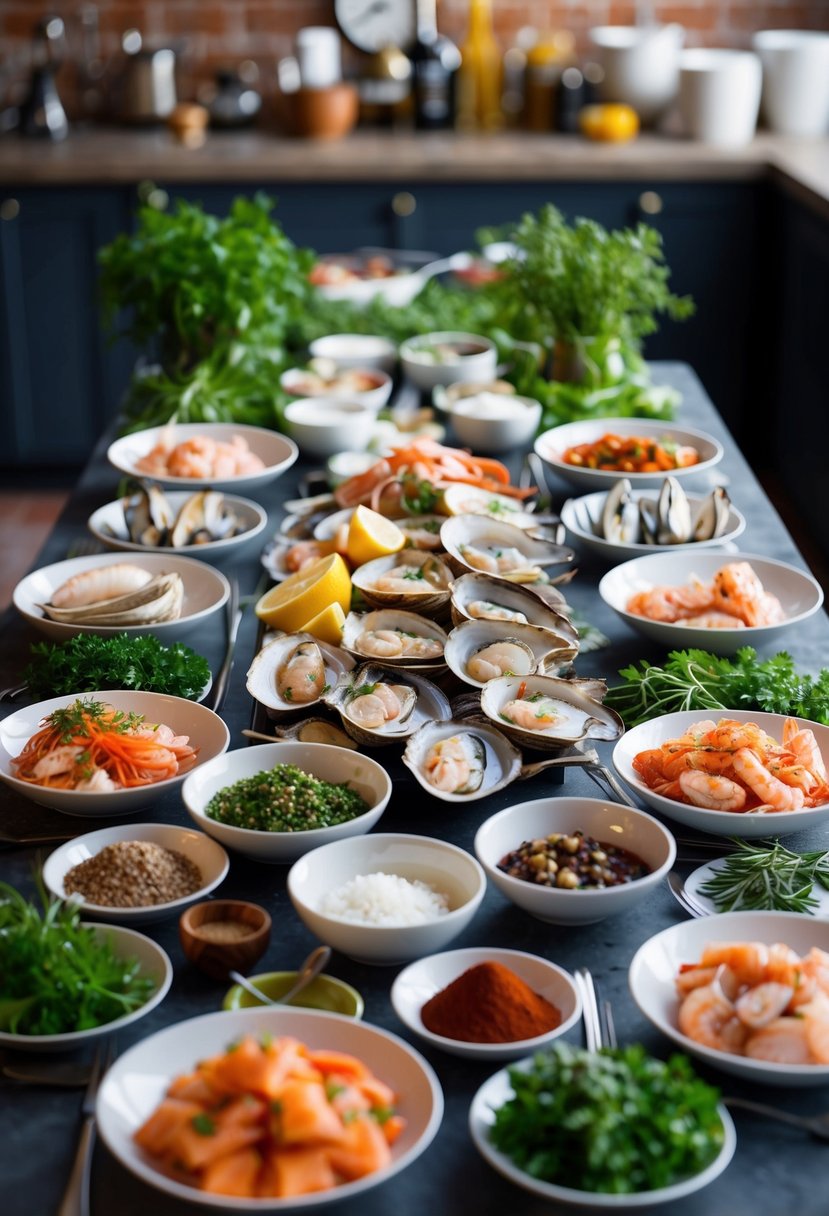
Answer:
31, 745, 84, 779
705, 720, 773, 753
783, 719, 828, 780
677, 984, 747, 1053
466, 642, 533, 683
355, 630, 405, 658
398, 634, 443, 660
675, 965, 719, 997
50, 563, 152, 609
499, 697, 566, 731
732, 747, 805, 811
277, 641, 325, 704
735, 982, 795, 1028
802, 995, 829, 1063
699, 942, 769, 987
711, 561, 786, 626
766, 761, 820, 793
744, 1018, 812, 1064
678, 770, 747, 812
424, 737, 472, 793
682, 611, 747, 629
626, 580, 713, 622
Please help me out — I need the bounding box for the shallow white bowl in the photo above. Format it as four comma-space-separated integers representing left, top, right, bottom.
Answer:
283, 398, 377, 459
0, 923, 172, 1053
561, 488, 745, 563
287, 833, 486, 965
106, 423, 298, 492
449, 394, 542, 454
598, 550, 824, 656
182, 742, 391, 863
474, 797, 675, 925
400, 332, 498, 391
534, 418, 724, 492
629, 910, 829, 1086
96, 1005, 444, 1210
612, 708, 829, 839
308, 334, 398, 374
88, 491, 267, 557
280, 367, 393, 412
470, 1064, 735, 1206
390, 946, 581, 1061
42, 823, 229, 925
13, 551, 230, 641
0, 690, 230, 817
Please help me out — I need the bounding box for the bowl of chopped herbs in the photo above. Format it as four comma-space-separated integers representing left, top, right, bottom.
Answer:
181, 742, 392, 862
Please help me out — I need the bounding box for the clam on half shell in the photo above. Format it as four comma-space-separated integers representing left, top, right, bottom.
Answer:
403, 718, 522, 803
480, 673, 624, 753
324, 662, 451, 747
350, 549, 453, 616
245, 632, 354, 718
449, 572, 579, 645
341, 609, 449, 668
444, 618, 577, 689
440, 514, 575, 585
440, 484, 538, 530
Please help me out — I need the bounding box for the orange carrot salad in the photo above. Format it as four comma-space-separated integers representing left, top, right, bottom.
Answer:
561, 433, 700, 473
10, 698, 197, 790
134, 1034, 405, 1200
334, 437, 535, 514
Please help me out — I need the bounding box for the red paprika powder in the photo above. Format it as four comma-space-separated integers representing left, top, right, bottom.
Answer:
420, 961, 561, 1043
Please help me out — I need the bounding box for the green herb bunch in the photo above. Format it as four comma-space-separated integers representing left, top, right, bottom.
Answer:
490, 1041, 723, 1195
23, 633, 211, 700
0, 883, 155, 1035
699, 838, 829, 914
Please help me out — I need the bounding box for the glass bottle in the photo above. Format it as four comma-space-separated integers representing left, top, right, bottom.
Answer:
410, 0, 461, 130
457, 0, 502, 130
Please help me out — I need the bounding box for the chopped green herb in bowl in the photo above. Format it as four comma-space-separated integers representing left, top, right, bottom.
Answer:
205, 763, 370, 834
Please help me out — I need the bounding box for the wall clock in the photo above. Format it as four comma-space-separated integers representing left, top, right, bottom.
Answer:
334, 0, 417, 54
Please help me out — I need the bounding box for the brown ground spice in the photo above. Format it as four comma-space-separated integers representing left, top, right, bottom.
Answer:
421, 960, 562, 1043
64, 840, 202, 907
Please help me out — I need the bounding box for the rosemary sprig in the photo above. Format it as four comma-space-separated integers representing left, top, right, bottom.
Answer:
698, 837, 829, 914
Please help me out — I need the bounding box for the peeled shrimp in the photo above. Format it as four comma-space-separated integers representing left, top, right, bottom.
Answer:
711, 561, 785, 626
277, 641, 325, 704
626, 580, 712, 622
423, 737, 472, 793
356, 630, 405, 658
51, 563, 152, 609
678, 770, 746, 812
499, 697, 565, 731
731, 747, 805, 811
735, 982, 795, 1028
466, 642, 532, 683
699, 942, 769, 987
743, 1018, 812, 1064
783, 719, 828, 781
677, 983, 748, 1053
682, 611, 746, 629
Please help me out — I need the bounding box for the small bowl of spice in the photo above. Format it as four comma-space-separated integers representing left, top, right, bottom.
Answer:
181, 742, 392, 863
42, 823, 230, 926
179, 899, 272, 980
391, 947, 581, 1061
474, 797, 676, 926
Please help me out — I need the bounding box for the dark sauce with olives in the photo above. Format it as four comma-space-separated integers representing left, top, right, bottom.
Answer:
498, 830, 651, 890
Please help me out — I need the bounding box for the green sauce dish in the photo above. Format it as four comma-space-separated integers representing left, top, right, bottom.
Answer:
222, 971, 364, 1018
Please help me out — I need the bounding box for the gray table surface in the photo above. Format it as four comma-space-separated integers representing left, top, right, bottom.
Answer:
1, 363, 827, 1216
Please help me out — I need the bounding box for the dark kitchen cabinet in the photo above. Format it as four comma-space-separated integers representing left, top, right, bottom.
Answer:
0, 186, 133, 469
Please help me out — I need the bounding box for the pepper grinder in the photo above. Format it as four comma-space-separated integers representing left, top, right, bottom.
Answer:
19, 15, 69, 140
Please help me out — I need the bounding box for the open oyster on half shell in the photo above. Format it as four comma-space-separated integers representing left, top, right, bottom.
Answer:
324, 662, 451, 747
402, 718, 523, 802
440, 514, 575, 585
350, 549, 453, 615
246, 632, 354, 718
480, 673, 624, 753
444, 618, 577, 689
341, 609, 449, 667
449, 572, 579, 644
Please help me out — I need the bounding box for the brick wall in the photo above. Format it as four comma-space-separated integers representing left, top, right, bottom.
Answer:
1, 0, 828, 116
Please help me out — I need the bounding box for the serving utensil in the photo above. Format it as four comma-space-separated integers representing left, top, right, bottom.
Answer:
724, 1097, 829, 1141
207, 575, 240, 714
56, 1037, 115, 1216
667, 870, 708, 918
228, 946, 332, 1007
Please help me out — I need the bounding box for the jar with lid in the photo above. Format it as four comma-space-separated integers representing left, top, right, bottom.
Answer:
523, 30, 575, 131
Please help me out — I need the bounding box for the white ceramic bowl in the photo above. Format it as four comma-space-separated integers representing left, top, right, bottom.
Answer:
106, 423, 298, 492
280, 366, 393, 412
0, 690, 230, 817
470, 1065, 735, 1207
612, 708, 829, 839
561, 488, 746, 563
449, 393, 542, 454
629, 910, 829, 1086
679, 49, 762, 147
182, 742, 392, 863
752, 30, 829, 137
534, 418, 724, 492
87, 491, 267, 557
589, 23, 685, 124
42, 823, 230, 925
283, 398, 377, 459
400, 332, 498, 391
0, 923, 172, 1054
96, 1005, 444, 1209
474, 797, 675, 926
308, 333, 397, 374
390, 947, 581, 1061
598, 550, 824, 656
287, 833, 487, 965
13, 551, 230, 641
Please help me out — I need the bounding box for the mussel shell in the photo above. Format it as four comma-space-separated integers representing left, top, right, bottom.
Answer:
324, 662, 451, 747
449, 572, 579, 645
124, 483, 175, 547
440, 514, 575, 583
169, 490, 240, 548
693, 486, 732, 541
245, 631, 354, 718
444, 618, 577, 689
402, 718, 522, 803
350, 549, 453, 615
654, 477, 692, 545
341, 609, 449, 668
480, 673, 624, 752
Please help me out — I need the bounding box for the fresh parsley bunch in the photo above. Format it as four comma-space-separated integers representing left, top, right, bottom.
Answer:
23, 634, 211, 701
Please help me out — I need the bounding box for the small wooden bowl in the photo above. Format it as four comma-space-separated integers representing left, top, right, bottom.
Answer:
290, 83, 359, 139
179, 899, 272, 980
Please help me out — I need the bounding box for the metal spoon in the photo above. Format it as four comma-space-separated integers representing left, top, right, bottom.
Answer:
229, 946, 332, 1007
725, 1097, 829, 1142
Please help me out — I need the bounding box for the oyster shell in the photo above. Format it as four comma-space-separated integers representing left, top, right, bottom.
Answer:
324, 662, 451, 746
41, 572, 183, 625
480, 673, 624, 753
449, 573, 579, 646
245, 632, 354, 717
341, 609, 449, 667
440, 514, 575, 585
350, 549, 453, 615
402, 718, 522, 803
440, 484, 537, 530
444, 618, 577, 689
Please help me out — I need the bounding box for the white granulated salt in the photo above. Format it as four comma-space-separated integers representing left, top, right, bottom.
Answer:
319, 871, 450, 926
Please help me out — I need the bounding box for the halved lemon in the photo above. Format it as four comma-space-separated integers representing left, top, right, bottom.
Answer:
255, 554, 351, 633
346, 504, 405, 567
298, 602, 346, 645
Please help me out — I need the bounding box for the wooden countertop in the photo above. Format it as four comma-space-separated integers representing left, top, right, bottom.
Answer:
0, 128, 827, 214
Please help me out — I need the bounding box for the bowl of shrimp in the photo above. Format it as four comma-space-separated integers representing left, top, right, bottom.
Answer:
106, 423, 298, 492
612, 710, 829, 838
0, 690, 230, 817
598, 552, 824, 656
629, 911, 829, 1085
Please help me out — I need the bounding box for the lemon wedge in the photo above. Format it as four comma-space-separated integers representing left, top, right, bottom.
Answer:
255, 554, 351, 633
297, 602, 346, 645
346, 504, 405, 567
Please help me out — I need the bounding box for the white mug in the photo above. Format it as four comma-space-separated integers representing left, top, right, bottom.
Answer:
752, 30, 829, 137
295, 27, 342, 90
679, 49, 762, 147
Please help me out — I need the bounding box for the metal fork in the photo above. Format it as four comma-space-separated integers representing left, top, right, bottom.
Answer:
667, 871, 708, 919
57, 1037, 115, 1216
